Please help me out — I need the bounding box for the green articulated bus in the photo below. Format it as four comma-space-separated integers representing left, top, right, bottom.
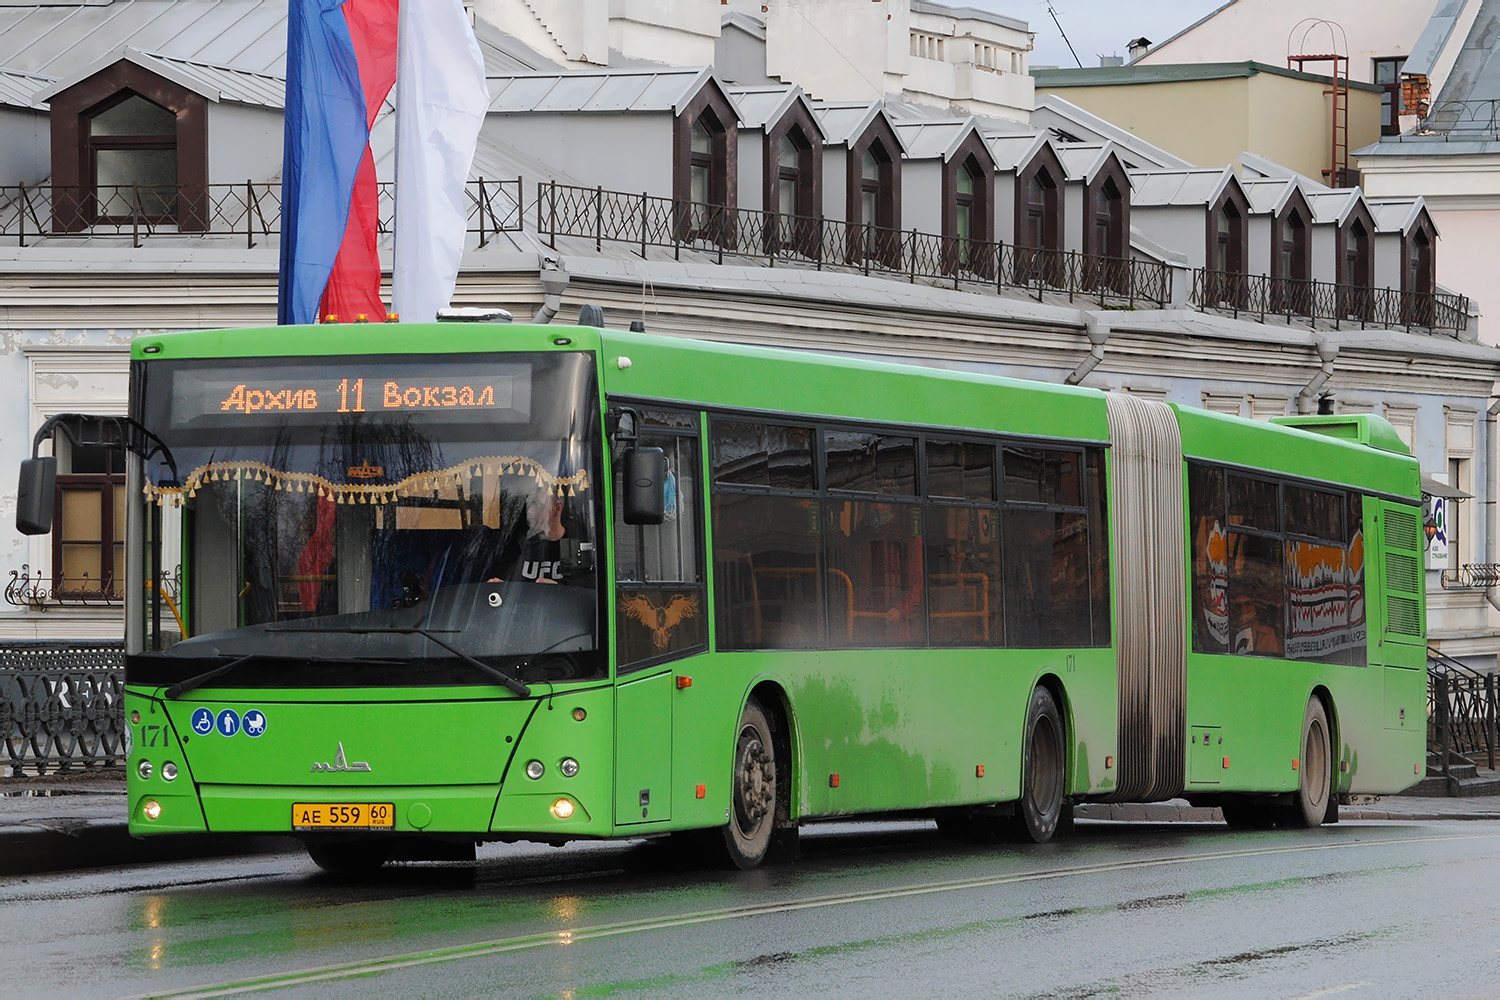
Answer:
17, 320, 1428, 870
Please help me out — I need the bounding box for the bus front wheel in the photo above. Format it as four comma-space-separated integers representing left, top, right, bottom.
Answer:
1013, 686, 1067, 843
724, 697, 777, 869
1280, 698, 1333, 828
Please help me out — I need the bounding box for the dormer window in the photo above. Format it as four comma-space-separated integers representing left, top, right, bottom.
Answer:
762, 101, 821, 257
942, 133, 993, 275
1338, 213, 1374, 321
674, 89, 737, 243
1213, 203, 1243, 274
768, 123, 817, 255
847, 122, 900, 268
47, 60, 208, 232
89, 93, 177, 220
1272, 204, 1311, 315
1402, 220, 1436, 326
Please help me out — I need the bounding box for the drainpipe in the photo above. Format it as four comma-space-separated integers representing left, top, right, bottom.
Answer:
1486, 396, 1500, 612
530, 258, 570, 324
1296, 339, 1338, 414
1064, 314, 1109, 386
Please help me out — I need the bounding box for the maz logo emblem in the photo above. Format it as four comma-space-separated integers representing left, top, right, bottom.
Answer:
311, 742, 372, 773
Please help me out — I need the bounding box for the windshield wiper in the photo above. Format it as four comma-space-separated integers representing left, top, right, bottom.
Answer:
164, 654, 256, 700
269, 625, 531, 697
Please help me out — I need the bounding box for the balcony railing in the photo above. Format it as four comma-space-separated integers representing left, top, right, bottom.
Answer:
532, 181, 1171, 307
1191, 268, 1469, 335
0, 180, 525, 249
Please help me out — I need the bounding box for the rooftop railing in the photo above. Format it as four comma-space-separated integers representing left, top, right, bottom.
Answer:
532, 180, 1171, 307
0, 180, 525, 249
1190, 268, 1469, 336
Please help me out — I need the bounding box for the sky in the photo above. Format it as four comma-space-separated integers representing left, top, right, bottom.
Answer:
975, 0, 1230, 69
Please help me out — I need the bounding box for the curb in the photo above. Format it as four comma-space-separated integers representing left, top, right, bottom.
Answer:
1075, 801, 1500, 824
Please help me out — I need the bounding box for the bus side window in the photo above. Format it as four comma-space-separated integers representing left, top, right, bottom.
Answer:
614, 407, 707, 671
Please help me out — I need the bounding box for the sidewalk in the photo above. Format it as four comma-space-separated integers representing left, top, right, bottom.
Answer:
2, 772, 1498, 877
0, 772, 297, 876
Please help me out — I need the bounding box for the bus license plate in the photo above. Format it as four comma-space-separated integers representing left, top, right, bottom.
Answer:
292, 803, 394, 829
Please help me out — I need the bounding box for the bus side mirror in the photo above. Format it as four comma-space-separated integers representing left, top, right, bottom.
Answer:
16, 457, 57, 535
622, 447, 666, 525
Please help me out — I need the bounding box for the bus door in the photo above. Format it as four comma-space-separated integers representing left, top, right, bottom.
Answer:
610, 404, 709, 826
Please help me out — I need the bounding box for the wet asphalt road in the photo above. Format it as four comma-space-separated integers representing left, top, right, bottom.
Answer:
4, 818, 1500, 1000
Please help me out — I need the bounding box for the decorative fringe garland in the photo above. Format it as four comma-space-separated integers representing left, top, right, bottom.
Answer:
143, 456, 591, 508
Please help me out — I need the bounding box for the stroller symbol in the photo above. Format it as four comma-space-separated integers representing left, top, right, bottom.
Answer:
244, 711, 267, 738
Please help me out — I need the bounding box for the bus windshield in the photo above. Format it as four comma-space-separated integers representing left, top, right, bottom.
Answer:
126, 350, 604, 689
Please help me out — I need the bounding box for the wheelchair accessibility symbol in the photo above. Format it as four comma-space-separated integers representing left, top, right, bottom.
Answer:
191, 708, 214, 736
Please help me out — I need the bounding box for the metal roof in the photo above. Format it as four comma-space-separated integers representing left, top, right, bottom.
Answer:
0, 1, 547, 94
488, 67, 725, 116
1030, 93, 1190, 170
1034, 60, 1382, 94
1129, 166, 1236, 207
981, 131, 1049, 172
1055, 141, 1128, 185
1240, 176, 1305, 216
1304, 188, 1367, 226
1357, 0, 1500, 157
0, 66, 51, 109
33, 46, 284, 106
727, 84, 825, 137
892, 117, 990, 162
1370, 196, 1435, 236
0, 2, 289, 79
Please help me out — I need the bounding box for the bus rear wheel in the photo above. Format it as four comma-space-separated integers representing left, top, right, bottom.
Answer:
1013, 686, 1067, 843
723, 697, 777, 869
1280, 698, 1333, 828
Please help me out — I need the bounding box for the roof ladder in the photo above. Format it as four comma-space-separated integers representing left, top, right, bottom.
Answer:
1288, 52, 1350, 186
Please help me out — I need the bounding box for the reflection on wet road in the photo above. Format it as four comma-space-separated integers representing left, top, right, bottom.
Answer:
4, 819, 1500, 999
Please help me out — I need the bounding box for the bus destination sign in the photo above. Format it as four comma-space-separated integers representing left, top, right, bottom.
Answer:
168, 360, 533, 427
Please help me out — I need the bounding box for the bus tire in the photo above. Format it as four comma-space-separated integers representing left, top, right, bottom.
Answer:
723, 697, 777, 869
1281, 698, 1333, 828
306, 840, 389, 873
1013, 686, 1067, 844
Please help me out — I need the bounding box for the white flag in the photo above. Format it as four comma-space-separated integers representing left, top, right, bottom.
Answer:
393, 0, 488, 323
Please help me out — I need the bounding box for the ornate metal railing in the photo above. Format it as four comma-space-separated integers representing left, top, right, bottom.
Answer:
5, 565, 123, 609
1, 642, 126, 776
532, 181, 1171, 307
1428, 647, 1498, 773
4, 565, 181, 610
1191, 268, 1469, 335
0, 179, 525, 249
1440, 563, 1500, 590
1417, 99, 1500, 138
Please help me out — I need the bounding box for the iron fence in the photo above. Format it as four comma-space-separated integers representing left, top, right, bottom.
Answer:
1428, 647, 1499, 775
0, 179, 525, 249
1191, 268, 1469, 335
1, 642, 126, 776
533, 180, 1171, 307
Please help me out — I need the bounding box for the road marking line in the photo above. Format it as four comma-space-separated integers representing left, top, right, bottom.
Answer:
138, 831, 1500, 999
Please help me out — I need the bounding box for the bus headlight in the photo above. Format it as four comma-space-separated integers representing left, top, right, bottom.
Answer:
525, 760, 545, 780
550, 798, 575, 819
559, 758, 579, 778
137, 760, 152, 780
143, 799, 162, 821
161, 762, 178, 782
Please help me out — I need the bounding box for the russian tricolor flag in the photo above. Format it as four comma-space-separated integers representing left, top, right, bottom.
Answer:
278, 0, 487, 326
